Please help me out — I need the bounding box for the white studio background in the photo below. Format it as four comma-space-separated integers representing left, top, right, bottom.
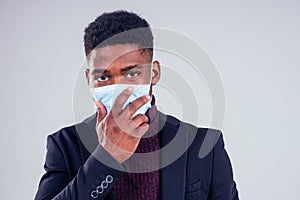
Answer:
0, 0, 299, 199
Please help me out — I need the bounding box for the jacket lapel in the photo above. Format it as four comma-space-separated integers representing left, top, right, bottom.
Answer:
158, 112, 188, 200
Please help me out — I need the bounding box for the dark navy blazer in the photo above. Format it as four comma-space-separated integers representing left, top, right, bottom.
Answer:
35, 112, 239, 200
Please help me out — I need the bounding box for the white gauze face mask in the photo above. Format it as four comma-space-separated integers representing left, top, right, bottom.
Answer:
90, 65, 153, 118
90, 84, 151, 118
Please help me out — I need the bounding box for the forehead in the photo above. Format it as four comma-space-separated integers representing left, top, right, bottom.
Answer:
88, 44, 151, 69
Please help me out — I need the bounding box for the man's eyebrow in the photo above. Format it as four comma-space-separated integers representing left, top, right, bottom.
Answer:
91, 68, 109, 75
91, 65, 142, 75
121, 65, 142, 72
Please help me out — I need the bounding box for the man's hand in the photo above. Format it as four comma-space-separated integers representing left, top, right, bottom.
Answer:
95, 87, 151, 164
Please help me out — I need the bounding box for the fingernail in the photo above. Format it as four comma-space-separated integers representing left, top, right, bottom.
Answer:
95, 101, 101, 108
127, 87, 134, 92
145, 116, 149, 122
146, 94, 151, 99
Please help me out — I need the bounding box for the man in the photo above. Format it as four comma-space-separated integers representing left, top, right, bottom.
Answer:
35, 10, 239, 200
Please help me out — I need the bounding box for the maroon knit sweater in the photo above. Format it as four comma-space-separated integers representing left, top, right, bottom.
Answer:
111, 101, 161, 200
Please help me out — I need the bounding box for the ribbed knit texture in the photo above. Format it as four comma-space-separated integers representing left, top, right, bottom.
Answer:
111, 100, 161, 200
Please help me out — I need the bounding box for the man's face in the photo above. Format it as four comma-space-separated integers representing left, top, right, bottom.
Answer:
85, 44, 160, 90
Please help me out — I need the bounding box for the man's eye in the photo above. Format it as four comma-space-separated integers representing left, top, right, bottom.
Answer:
125, 71, 140, 78
96, 75, 109, 82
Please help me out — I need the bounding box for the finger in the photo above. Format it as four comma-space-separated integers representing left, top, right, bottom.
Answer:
95, 101, 107, 125
131, 123, 149, 138
111, 87, 134, 117
121, 94, 151, 118
119, 114, 148, 133
131, 114, 149, 128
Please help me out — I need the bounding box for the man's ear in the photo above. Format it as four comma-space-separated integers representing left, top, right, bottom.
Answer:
151, 60, 161, 86
85, 69, 90, 85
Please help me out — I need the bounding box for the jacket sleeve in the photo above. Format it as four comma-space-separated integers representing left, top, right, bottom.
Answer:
208, 131, 239, 200
35, 135, 125, 200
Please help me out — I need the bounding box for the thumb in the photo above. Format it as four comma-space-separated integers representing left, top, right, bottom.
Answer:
95, 101, 107, 125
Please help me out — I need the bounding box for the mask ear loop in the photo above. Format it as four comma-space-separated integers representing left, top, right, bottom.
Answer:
149, 62, 153, 85
148, 63, 154, 102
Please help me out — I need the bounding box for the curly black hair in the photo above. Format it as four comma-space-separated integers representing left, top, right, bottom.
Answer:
83, 10, 153, 58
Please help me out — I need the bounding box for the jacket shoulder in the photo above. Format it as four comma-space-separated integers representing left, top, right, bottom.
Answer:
49, 124, 78, 145
165, 114, 221, 147
49, 113, 97, 146
165, 114, 222, 158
